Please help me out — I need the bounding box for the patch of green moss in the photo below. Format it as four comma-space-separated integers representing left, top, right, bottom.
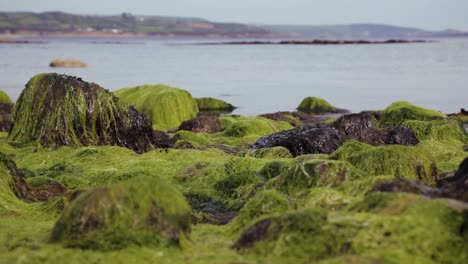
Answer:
415, 140, 467, 173
195, 97, 235, 112
304, 188, 354, 210
329, 140, 375, 161
245, 146, 293, 159
50, 176, 191, 250
115, 84, 199, 130
259, 160, 295, 181
403, 119, 468, 143
297, 96, 343, 114
380, 101, 446, 126
0, 90, 12, 104
223, 117, 293, 138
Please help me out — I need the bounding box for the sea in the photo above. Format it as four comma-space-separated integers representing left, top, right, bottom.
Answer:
1, 37, 467, 116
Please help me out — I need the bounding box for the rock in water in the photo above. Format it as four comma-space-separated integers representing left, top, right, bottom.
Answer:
251, 125, 344, 157
49, 59, 87, 68
195, 97, 235, 113
8, 73, 158, 153
297, 96, 348, 114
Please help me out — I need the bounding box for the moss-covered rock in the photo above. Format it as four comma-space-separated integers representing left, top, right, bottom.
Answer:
8, 73, 158, 153
195, 97, 235, 112
115, 84, 199, 130
223, 117, 293, 138
245, 146, 293, 159
402, 119, 468, 143
0, 103, 13, 132
0, 90, 12, 104
50, 176, 191, 250
380, 101, 446, 126
297, 97, 347, 114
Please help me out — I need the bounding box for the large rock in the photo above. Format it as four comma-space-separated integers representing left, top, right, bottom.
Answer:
251, 125, 344, 157
8, 73, 158, 153
115, 85, 199, 130
50, 177, 191, 250
380, 101, 446, 126
297, 96, 348, 114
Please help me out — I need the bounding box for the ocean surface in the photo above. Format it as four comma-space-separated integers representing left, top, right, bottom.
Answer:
1, 38, 467, 116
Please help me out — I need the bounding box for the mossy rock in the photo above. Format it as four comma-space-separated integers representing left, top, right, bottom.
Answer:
8, 73, 157, 153
297, 97, 347, 114
0, 90, 12, 104
50, 176, 191, 250
380, 101, 446, 126
195, 97, 235, 112
245, 146, 293, 159
115, 84, 199, 130
259, 160, 295, 181
223, 117, 293, 138
402, 119, 468, 143
330, 140, 375, 161
346, 145, 438, 184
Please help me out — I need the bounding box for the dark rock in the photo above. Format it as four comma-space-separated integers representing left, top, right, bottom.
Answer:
233, 218, 274, 250
251, 125, 344, 157
437, 158, 468, 202
153, 130, 174, 148
8, 73, 160, 153
384, 126, 419, 145
372, 178, 442, 198
185, 192, 236, 225
0, 103, 13, 132
178, 113, 222, 134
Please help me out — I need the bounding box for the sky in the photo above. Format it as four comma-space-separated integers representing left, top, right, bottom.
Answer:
1, 0, 468, 30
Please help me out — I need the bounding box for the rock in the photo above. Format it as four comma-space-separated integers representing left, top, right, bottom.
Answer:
153, 130, 175, 148
49, 59, 87, 68
0, 90, 12, 104
115, 84, 199, 130
50, 176, 191, 250
380, 101, 446, 126
0, 103, 13, 132
223, 117, 293, 138
297, 97, 348, 114
372, 178, 442, 197
1, 152, 66, 202
331, 112, 419, 146
195, 97, 235, 113
251, 125, 344, 157
8, 73, 158, 153
402, 119, 468, 143
258, 111, 303, 126
437, 157, 468, 202
178, 113, 222, 134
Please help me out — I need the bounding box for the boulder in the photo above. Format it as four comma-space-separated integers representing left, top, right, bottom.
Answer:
297, 97, 348, 114
178, 113, 222, 134
251, 125, 344, 157
49, 59, 87, 68
380, 101, 446, 126
195, 97, 235, 113
50, 177, 191, 250
115, 85, 199, 130
8, 73, 158, 153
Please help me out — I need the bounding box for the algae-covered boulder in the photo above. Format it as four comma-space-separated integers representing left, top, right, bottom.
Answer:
402, 119, 468, 143
195, 97, 235, 112
223, 117, 293, 138
380, 101, 446, 125
50, 176, 191, 250
115, 85, 199, 130
8, 73, 157, 153
251, 125, 344, 157
0, 90, 12, 104
297, 97, 347, 114
245, 146, 293, 159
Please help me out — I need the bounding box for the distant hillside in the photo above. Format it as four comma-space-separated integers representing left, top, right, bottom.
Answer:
267, 23, 468, 39
0, 11, 269, 37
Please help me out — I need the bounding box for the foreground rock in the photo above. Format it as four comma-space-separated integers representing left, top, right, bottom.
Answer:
115, 84, 199, 130
297, 97, 348, 114
49, 59, 87, 68
8, 73, 159, 153
251, 125, 344, 157
50, 177, 191, 250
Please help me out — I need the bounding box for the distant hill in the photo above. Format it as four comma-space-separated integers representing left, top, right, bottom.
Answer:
0, 11, 269, 37
267, 23, 468, 39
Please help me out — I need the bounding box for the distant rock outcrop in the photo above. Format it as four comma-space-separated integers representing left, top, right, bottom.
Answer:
49, 59, 87, 68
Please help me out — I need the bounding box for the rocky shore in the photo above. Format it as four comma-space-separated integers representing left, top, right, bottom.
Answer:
200, 39, 429, 45
0, 74, 466, 263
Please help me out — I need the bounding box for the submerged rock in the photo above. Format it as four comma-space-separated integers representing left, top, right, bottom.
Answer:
50, 176, 191, 250
178, 113, 222, 134
115, 84, 199, 130
297, 97, 348, 114
251, 125, 344, 157
195, 97, 235, 113
8, 73, 158, 153
0, 103, 13, 132
49, 59, 87, 68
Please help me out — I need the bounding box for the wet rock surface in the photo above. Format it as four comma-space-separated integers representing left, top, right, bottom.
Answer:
178, 113, 222, 133
0, 103, 13, 132
8, 73, 161, 153
251, 125, 344, 157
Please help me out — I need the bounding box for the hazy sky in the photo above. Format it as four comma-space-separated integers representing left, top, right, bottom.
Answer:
1, 0, 468, 30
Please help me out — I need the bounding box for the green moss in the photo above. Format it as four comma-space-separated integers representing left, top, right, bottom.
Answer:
245, 146, 293, 159
115, 84, 199, 130
402, 119, 468, 143
297, 97, 343, 114
259, 160, 295, 181
346, 145, 437, 184
50, 176, 191, 250
380, 101, 447, 126
195, 97, 235, 112
0, 90, 12, 104
329, 140, 375, 161
223, 117, 293, 138
415, 140, 467, 173
304, 188, 354, 210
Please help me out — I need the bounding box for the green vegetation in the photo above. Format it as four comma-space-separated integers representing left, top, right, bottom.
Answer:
115, 84, 199, 130
380, 101, 447, 126
0, 90, 12, 104
297, 96, 345, 114
195, 97, 235, 112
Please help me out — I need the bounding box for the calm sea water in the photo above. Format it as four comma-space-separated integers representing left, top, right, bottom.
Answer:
1, 38, 467, 115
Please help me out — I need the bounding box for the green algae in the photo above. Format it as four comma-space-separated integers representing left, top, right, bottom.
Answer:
0, 90, 12, 104
223, 117, 292, 138
50, 176, 191, 250
245, 146, 293, 159
403, 119, 468, 143
195, 97, 235, 112
380, 101, 447, 126
115, 84, 199, 130
297, 96, 343, 114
